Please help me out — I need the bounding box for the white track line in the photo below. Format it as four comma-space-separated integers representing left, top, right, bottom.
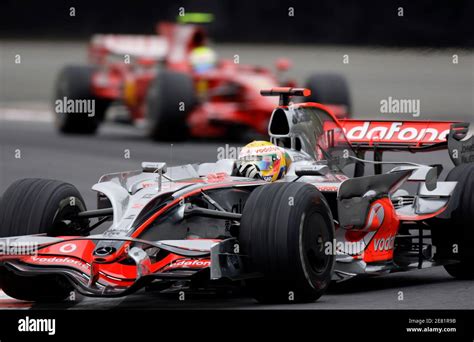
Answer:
0, 107, 53, 123
0, 290, 33, 309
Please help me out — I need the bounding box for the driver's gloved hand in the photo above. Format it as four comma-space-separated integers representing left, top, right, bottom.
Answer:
238, 163, 262, 180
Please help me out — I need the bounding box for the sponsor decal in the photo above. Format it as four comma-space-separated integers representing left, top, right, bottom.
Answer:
362, 203, 384, 231
18, 316, 55, 336
59, 243, 77, 253
29, 256, 89, 271
373, 235, 396, 251
314, 183, 340, 192
206, 172, 228, 183
341, 121, 452, 144
163, 258, 211, 271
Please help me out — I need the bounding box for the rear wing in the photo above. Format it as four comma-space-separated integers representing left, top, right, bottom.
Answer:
338, 120, 473, 167
338, 119, 457, 151
89, 34, 169, 65
156, 22, 207, 71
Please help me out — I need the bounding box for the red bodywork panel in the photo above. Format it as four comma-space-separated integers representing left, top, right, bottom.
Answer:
361, 198, 400, 263
341, 198, 400, 263
12, 238, 211, 288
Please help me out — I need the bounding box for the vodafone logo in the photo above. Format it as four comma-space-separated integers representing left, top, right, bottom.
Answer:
373, 236, 395, 251
343, 121, 450, 143
59, 243, 77, 253
164, 259, 211, 271
30, 256, 89, 270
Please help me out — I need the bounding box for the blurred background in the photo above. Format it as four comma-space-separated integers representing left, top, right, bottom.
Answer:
1, 0, 473, 46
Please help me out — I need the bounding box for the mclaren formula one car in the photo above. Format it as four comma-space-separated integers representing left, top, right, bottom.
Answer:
53, 15, 350, 140
1, 88, 473, 304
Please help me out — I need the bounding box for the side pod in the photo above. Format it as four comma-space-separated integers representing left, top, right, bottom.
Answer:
337, 170, 412, 228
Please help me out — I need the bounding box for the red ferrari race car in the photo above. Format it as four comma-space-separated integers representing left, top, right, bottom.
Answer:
53, 15, 351, 141
2, 88, 473, 304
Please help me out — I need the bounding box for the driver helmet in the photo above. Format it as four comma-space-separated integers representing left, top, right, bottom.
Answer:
237, 141, 289, 182
189, 46, 217, 73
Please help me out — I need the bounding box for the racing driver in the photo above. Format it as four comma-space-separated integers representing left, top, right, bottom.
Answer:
236, 141, 291, 182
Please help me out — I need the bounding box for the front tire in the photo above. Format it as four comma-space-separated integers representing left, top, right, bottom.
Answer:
239, 182, 335, 303
0, 178, 88, 301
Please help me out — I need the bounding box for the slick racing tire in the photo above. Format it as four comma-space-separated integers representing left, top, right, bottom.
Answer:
239, 182, 335, 303
146, 70, 196, 141
437, 163, 474, 279
0, 269, 73, 303
304, 73, 351, 116
54, 65, 109, 134
0, 178, 88, 302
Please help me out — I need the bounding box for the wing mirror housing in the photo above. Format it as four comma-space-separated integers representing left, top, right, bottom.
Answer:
142, 162, 167, 174
295, 164, 330, 177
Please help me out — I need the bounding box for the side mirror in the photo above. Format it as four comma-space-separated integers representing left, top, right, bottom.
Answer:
142, 162, 167, 174
141, 162, 167, 192
295, 164, 329, 177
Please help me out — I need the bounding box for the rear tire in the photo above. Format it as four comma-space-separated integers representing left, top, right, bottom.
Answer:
239, 182, 335, 303
304, 73, 351, 116
145, 70, 196, 141
53, 65, 110, 134
431, 163, 474, 279
0, 178, 88, 301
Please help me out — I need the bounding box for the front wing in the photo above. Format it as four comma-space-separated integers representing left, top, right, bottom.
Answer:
0, 235, 247, 297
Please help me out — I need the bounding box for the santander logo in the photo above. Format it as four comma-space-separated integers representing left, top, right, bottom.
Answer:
342, 121, 451, 143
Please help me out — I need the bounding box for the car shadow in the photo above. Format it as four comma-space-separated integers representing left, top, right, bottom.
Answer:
328, 269, 454, 294
24, 269, 459, 310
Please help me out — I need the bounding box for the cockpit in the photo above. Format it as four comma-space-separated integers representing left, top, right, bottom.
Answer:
268, 103, 357, 175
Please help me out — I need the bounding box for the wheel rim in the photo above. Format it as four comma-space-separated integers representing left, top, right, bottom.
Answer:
51, 197, 87, 235
302, 211, 331, 274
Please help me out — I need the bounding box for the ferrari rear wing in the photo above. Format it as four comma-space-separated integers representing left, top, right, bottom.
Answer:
89, 34, 168, 64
